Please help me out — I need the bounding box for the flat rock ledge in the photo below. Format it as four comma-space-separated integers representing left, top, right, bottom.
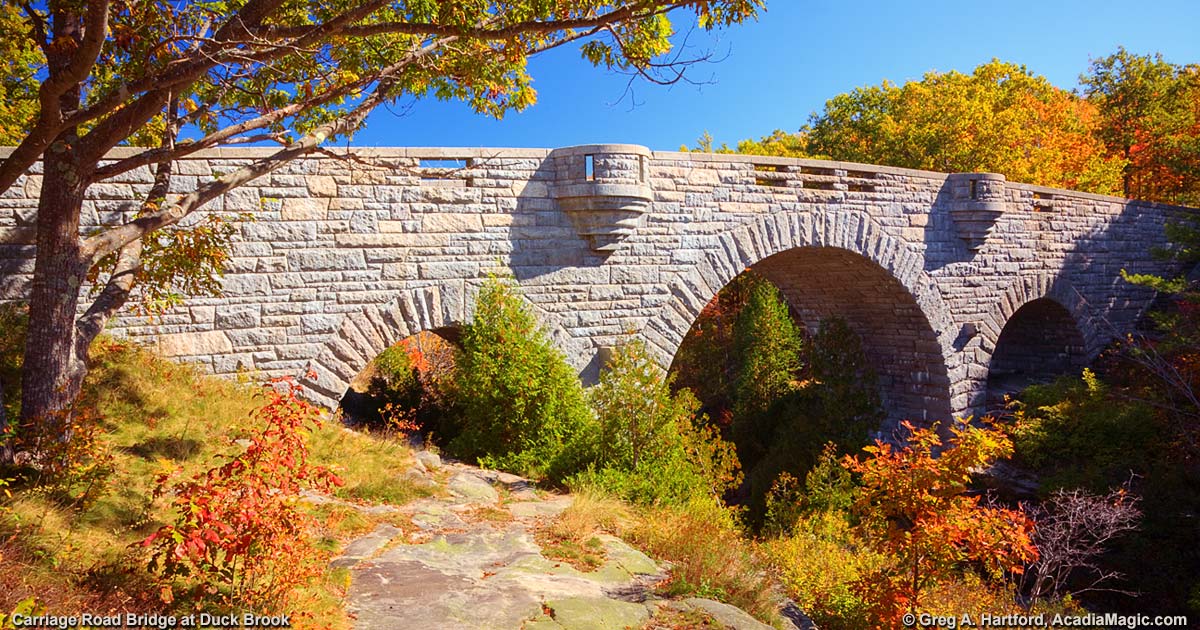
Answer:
329, 453, 784, 629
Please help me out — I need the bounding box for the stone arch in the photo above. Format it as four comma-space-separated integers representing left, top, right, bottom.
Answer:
978, 274, 1106, 362
979, 275, 1102, 407
300, 283, 468, 409
642, 211, 957, 425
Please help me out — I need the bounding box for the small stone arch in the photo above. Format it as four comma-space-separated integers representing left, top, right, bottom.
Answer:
978, 275, 1103, 408
300, 283, 468, 410
978, 274, 1106, 362
642, 210, 958, 425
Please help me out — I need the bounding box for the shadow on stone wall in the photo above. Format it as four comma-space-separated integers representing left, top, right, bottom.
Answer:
926, 174, 1194, 415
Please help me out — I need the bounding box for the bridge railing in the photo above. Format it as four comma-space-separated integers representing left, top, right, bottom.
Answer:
653, 148, 1193, 214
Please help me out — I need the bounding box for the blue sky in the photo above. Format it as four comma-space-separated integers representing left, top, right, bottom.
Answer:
351, 0, 1200, 151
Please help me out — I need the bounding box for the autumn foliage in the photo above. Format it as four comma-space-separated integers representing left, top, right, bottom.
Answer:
843, 420, 1038, 627
1082, 48, 1200, 205
142, 377, 342, 611
713, 53, 1200, 206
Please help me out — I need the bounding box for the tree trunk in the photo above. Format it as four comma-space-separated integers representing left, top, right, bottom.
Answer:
20, 141, 92, 426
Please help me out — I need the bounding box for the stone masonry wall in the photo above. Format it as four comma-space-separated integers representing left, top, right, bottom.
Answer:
0, 144, 1189, 426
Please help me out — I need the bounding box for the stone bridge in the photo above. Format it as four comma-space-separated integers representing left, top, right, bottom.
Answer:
1, 144, 1191, 425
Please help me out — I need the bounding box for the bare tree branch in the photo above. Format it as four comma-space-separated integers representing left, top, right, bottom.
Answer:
1021, 486, 1142, 602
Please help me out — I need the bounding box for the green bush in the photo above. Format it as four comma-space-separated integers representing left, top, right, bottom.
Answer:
449, 277, 593, 480
572, 339, 741, 506
590, 339, 689, 471
1011, 368, 1158, 492
806, 316, 882, 439
736, 315, 880, 528
372, 344, 421, 402
763, 443, 859, 537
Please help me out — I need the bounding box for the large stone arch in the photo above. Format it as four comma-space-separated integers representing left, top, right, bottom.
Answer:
642, 210, 958, 426
300, 283, 469, 409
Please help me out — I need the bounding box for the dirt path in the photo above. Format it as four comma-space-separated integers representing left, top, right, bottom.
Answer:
326, 451, 777, 630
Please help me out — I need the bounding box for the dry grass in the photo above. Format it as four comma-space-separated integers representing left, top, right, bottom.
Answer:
308, 422, 432, 506
623, 498, 780, 627
0, 332, 425, 628
0, 538, 158, 619
641, 605, 727, 629
534, 491, 632, 571
462, 505, 514, 525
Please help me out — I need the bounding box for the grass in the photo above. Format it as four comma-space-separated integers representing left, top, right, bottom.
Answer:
548, 484, 781, 625
0, 309, 427, 628
617, 496, 781, 626
539, 533, 606, 571
534, 491, 631, 572
641, 605, 727, 629
462, 505, 514, 525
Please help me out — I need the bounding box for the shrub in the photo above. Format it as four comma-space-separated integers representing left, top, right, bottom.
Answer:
13, 405, 115, 510
1010, 369, 1158, 492
0, 304, 25, 436
763, 443, 858, 537
450, 277, 593, 480
590, 339, 690, 471
357, 331, 459, 439
372, 343, 422, 408
1020, 486, 1141, 601
805, 316, 883, 442
142, 378, 342, 611
844, 419, 1038, 625
1009, 368, 1200, 614
765, 511, 886, 630
573, 339, 741, 506
738, 317, 880, 528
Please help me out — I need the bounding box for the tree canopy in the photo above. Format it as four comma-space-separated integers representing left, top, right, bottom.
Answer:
702, 54, 1200, 204
0, 4, 42, 145
1081, 48, 1200, 205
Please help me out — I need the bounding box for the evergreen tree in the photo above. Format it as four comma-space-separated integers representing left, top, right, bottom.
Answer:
731, 278, 804, 465
451, 277, 592, 479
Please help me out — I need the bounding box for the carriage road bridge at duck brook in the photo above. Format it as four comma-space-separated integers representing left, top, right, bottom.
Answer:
1, 144, 1195, 428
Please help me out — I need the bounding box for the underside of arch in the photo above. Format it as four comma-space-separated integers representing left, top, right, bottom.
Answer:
979, 275, 1105, 361
643, 211, 957, 428
977, 276, 1101, 411
755, 247, 953, 425
985, 297, 1088, 405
